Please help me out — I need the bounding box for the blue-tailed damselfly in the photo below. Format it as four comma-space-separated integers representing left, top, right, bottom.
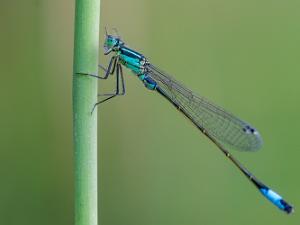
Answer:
78, 30, 293, 214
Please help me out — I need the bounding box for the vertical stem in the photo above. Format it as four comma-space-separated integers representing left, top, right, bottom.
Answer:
73, 1, 100, 225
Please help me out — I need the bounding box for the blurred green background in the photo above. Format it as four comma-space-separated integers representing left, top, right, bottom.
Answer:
1, 0, 299, 225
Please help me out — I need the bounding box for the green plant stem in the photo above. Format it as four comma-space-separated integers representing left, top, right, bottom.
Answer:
73, 0, 100, 225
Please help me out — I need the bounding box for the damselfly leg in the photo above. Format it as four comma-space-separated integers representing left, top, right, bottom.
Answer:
76, 55, 116, 79
91, 62, 125, 113
76, 56, 125, 113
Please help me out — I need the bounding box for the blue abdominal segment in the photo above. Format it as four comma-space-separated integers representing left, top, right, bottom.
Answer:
260, 187, 293, 213
138, 74, 157, 90
138, 74, 146, 81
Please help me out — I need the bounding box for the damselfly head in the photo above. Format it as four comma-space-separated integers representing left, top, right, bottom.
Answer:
103, 34, 124, 55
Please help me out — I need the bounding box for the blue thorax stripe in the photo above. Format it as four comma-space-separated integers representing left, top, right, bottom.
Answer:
120, 46, 144, 60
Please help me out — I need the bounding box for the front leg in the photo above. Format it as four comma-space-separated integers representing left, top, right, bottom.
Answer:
76, 56, 117, 79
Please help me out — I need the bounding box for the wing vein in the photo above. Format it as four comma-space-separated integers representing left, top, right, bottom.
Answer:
146, 63, 263, 151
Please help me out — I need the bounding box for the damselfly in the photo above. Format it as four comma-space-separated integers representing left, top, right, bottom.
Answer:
78, 30, 293, 214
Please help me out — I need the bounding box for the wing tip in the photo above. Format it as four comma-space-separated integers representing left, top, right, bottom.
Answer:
241, 124, 263, 151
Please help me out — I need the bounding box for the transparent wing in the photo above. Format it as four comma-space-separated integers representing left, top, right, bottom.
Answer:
146, 64, 263, 151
